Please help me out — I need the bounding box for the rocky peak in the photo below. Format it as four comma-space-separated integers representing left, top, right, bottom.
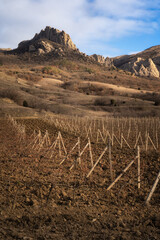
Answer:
91, 54, 106, 64
18, 26, 77, 52
32, 26, 77, 50
117, 57, 159, 78
91, 54, 114, 67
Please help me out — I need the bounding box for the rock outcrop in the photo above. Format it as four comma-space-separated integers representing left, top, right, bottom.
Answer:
105, 57, 114, 67
91, 54, 114, 67
17, 26, 78, 54
112, 46, 160, 78
91, 54, 106, 64
113, 56, 159, 78
33, 26, 77, 50
9, 26, 160, 78
121, 57, 159, 78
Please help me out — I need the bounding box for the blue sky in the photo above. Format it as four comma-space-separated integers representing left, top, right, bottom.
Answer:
0, 0, 160, 57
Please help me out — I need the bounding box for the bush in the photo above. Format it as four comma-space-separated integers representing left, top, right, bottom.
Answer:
42, 66, 60, 75
154, 101, 160, 106
94, 97, 108, 106
23, 100, 28, 107
85, 68, 95, 74
17, 73, 41, 82
110, 99, 116, 106
0, 88, 22, 105
55, 59, 78, 70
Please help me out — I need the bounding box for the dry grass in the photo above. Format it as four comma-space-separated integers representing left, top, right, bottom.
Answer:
0, 53, 160, 118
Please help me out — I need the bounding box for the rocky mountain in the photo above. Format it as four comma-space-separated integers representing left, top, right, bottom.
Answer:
112, 46, 160, 78
5, 26, 160, 78
13, 26, 78, 55
91, 54, 114, 67
10, 26, 99, 64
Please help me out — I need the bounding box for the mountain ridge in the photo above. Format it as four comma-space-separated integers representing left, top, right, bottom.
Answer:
4, 26, 160, 78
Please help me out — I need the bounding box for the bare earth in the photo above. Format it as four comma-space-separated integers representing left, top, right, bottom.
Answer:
0, 118, 160, 240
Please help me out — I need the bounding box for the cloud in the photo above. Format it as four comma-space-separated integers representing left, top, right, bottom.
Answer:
0, 0, 159, 56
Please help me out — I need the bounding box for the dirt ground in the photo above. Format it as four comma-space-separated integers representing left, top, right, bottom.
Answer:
0, 118, 160, 240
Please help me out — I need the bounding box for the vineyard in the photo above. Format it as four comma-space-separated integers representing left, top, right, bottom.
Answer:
0, 115, 160, 240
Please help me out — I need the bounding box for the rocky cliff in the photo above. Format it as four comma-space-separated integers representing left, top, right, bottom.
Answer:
91, 54, 114, 67
7, 26, 160, 78
16, 26, 78, 54
112, 46, 160, 78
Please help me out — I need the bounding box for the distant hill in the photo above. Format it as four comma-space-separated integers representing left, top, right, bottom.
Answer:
112, 46, 160, 78
4, 26, 160, 78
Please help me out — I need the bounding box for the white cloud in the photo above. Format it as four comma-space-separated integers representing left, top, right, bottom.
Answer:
0, 0, 159, 56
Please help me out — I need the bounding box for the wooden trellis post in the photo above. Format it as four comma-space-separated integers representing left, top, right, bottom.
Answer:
145, 132, 149, 151
121, 134, 131, 149
146, 171, 160, 205
59, 140, 79, 165
78, 137, 81, 165
86, 146, 108, 178
109, 137, 113, 182
137, 146, 140, 189
134, 132, 144, 149
107, 159, 135, 191
88, 138, 93, 167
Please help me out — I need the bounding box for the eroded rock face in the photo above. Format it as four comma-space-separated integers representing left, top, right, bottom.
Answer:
112, 46, 160, 78
18, 26, 77, 54
91, 54, 115, 67
33, 26, 77, 50
91, 54, 106, 64
105, 57, 114, 67
121, 57, 159, 78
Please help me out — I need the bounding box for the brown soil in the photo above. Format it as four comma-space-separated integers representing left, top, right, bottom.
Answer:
0, 118, 160, 240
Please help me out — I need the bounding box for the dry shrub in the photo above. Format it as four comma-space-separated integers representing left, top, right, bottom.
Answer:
94, 97, 109, 106
132, 92, 160, 103
41, 66, 60, 75
62, 81, 114, 96
17, 73, 41, 82
85, 67, 95, 74
0, 88, 23, 105
55, 59, 78, 70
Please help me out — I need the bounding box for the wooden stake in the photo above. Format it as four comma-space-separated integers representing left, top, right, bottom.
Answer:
134, 132, 140, 149
107, 159, 135, 191
97, 129, 105, 143
78, 137, 81, 165
146, 171, 160, 205
109, 137, 113, 182
121, 133, 123, 149
59, 132, 67, 155
59, 141, 79, 165
58, 133, 61, 157
88, 138, 93, 167
86, 146, 108, 178
156, 131, 158, 149
139, 132, 144, 149
80, 143, 89, 156
112, 134, 121, 146
137, 146, 140, 189
148, 135, 157, 151
145, 132, 148, 152
122, 135, 131, 149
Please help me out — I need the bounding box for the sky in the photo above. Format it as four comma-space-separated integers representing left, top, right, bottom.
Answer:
0, 0, 160, 57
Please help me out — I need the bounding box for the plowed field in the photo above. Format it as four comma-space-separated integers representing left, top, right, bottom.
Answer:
0, 118, 160, 240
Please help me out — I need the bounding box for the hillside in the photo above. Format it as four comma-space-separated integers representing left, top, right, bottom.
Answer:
0, 26, 160, 118
0, 26, 160, 240
112, 46, 160, 78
